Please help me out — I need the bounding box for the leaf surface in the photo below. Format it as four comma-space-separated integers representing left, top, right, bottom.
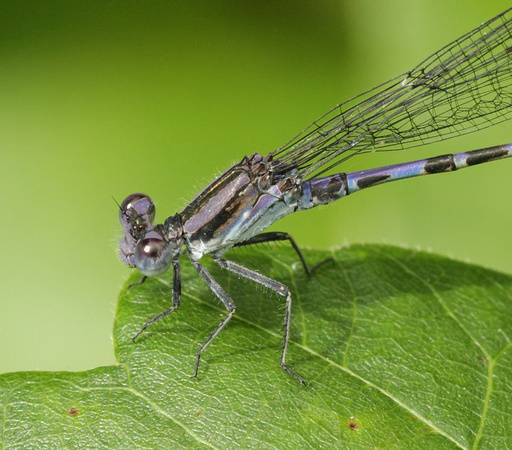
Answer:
2, 245, 512, 448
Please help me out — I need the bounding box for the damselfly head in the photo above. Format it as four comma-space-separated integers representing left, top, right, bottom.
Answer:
119, 193, 180, 277
119, 193, 156, 267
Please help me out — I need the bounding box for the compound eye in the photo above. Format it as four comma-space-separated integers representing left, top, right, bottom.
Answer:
119, 193, 156, 226
134, 236, 172, 277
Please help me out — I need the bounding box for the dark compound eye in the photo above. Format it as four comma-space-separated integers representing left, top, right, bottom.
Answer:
119, 193, 156, 227
134, 235, 172, 277
119, 193, 157, 242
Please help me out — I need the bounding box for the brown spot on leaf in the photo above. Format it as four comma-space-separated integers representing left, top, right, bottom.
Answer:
347, 421, 358, 430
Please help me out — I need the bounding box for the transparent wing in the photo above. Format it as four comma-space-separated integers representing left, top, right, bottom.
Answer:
271, 8, 512, 178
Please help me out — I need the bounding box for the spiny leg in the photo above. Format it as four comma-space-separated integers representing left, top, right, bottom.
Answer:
234, 231, 332, 275
191, 261, 236, 378
132, 260, 181, 341
214, 257, 306, 385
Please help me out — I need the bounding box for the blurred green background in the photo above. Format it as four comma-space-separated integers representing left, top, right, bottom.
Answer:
2, 0, 511, 373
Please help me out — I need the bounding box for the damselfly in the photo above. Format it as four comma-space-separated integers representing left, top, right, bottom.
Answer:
119, 8, 512, 384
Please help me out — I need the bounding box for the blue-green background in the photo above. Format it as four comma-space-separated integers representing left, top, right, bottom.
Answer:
2, 0, 511, 373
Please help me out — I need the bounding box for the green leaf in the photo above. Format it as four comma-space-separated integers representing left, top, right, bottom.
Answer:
2, 244, 512, 448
